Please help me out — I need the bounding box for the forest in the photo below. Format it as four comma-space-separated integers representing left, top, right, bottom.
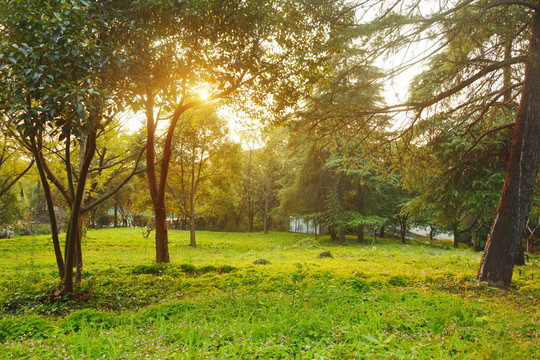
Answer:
0, 0, 538, 358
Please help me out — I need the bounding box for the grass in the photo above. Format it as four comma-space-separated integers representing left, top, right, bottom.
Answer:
0, 228, 538, 359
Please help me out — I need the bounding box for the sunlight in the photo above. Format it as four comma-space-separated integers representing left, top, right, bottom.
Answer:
198, 88, 211, 101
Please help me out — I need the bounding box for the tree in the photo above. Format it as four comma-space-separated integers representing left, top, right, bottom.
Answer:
167, 106, 240, 247
112, 0, 346, 262
250, 126, 290, 233
352, 0, 539, 288
0, 0, 137, 293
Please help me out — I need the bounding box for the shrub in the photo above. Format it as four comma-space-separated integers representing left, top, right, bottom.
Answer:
61, 309, 116, 332
253, 258, 271, 265
317, 251, 333, 258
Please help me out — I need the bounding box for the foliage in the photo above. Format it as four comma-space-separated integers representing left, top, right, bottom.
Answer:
0, 188, 26, 229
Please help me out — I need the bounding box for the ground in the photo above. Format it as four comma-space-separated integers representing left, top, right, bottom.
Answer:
0, 228, 538, 359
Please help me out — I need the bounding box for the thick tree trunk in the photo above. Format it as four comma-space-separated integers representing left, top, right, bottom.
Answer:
477, 9, 540, 288
380, 226, 385, 238
357, 225, 364, 243
453, 225, 459, 249
515, 243, 526, 266
155, 205, 170, 262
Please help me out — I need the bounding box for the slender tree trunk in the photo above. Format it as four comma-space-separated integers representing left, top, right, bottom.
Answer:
64, 130, 96, 294
75, 215, 83, 285
380, 226, 385, 238
145, 90, 171, 263
478, 8, 540, 288
30, 136, 64, 280
263, 196, 269, 234
189, 196, 196, 247
114, 199, 118, 228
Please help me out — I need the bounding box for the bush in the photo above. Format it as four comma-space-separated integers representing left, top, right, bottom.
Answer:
61, 309, 116, 332
0, 315, 53, 341
317, 251, 333, 258
253, 258, 271, 265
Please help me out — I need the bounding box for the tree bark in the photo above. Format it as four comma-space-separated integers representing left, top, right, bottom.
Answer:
357, 225, 364, 243
452, 224, 459, 249
64, 130, 97, 294
145, 90, 171, 263
477, 7, 540, 288
30, 135, 64, 280
189, 195, 196, 247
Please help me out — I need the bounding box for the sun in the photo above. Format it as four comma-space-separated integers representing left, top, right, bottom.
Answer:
198, 88, 211, 101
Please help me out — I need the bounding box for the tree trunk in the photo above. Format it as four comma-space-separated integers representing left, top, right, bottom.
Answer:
515, 243, 526, 266
329, 227, 337, 241
357, 225, 364, 243
114, 199, 118, 228
263, 197, 269, 234
453, 225, 459, 249
190, 215, 196, 247
31, 136, 64, 280
380, 226, 385, 238
155, 205, 170, 262
478, 8, 540, 288
64, 130, 96, 294
145, 89, 172, 264
75, 215, 83, 285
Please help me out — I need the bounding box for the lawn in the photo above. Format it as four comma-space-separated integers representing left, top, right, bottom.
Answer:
0, 228, 538, 359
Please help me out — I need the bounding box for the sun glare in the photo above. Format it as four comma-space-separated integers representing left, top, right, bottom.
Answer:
198, 89, 211, 101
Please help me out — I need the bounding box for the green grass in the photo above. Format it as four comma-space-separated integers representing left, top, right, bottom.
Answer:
0, 228, 538, 359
